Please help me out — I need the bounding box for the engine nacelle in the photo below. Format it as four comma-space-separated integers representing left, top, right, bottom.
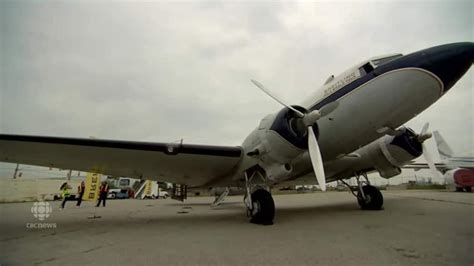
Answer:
358, 128, 423, 178
265, 163, 293, 182
257, 106, 318, 162
242, 106, 318, 182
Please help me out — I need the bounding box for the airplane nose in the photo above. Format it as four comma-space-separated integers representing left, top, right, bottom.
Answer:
419, 42, 474, 92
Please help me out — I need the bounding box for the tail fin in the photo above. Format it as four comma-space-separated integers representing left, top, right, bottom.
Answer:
432, 131, 454, 160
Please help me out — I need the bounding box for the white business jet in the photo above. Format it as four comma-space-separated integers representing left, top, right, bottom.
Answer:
1, 42, 473, 224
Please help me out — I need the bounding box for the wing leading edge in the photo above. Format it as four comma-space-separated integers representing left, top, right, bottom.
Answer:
0, 134, 243, 187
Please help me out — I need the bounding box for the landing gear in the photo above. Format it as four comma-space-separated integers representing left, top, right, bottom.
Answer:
244, 171, 275, 225
340, 172, 384, 210
249, 189, 275, 225
211, 187, 229, 207
456, 186, 472, 192
357, 185, 383, 210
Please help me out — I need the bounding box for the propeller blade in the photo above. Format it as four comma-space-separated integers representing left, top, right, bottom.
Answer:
251, 79, 305, 117
308, 126, 326, 191
420, 122, 430, 136
417, 122, 432, 142
422, 142, 442, 179
376, 126, 404, 136
319, 101, 339, 117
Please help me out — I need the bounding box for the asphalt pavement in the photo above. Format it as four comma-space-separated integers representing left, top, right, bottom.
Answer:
1, 190, 473, 266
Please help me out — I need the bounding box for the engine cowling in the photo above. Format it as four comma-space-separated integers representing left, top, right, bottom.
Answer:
268, 106, 319, 150
358, 127, 423, 178
265, 163, 293, 181
244, 106, 319, 182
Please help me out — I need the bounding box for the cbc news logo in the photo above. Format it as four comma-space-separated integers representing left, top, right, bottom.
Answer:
31, 201, 53, 221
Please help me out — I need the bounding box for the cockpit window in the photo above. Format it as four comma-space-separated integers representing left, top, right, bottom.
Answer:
360, 62, 374, 75
371, 54, 403, 68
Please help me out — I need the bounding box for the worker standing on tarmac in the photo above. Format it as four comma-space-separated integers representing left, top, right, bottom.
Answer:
60, 182, 71, 209
76, 181, 86, 207
96, 181, 109, 207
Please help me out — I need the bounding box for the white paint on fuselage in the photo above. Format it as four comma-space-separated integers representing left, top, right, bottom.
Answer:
238, 66, 444, 183
313, 67, 443, 160
302, 65, 363, 109
301, 53, 402, 109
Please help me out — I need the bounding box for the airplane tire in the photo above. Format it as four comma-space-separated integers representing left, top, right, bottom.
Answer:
357, 185, 383, 210
465, 187, 472, 192
250, 189, 275, 225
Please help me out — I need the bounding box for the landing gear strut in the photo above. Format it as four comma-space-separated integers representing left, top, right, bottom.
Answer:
244, 171, 275, 225
340, 172, 383, 210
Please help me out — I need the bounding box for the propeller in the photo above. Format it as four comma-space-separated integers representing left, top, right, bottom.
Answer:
417, 123, 442, 179
251, 79, 339, 191
251, 79, 305, 117
308, 126, 326, 191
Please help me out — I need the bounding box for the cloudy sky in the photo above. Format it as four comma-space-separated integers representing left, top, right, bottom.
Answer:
0, 1, 472, 179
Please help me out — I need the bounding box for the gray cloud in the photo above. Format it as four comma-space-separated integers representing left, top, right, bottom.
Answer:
1, 1, 472, 157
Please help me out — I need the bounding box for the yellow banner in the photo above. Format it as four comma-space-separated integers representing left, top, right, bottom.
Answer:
144, 180, 152, 197
83, 172, 101, 201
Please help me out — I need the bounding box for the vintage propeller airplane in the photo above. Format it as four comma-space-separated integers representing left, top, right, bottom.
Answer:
1, 42, 472, 225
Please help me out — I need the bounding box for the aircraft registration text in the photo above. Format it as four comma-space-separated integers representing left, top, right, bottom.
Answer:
324, 70, 361, 97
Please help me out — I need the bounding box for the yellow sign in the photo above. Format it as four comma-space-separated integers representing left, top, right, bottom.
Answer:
144, 180, 152, 197
84, 172, 101, 201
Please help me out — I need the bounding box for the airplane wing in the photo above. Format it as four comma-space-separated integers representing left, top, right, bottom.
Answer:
0, 134, 242, 187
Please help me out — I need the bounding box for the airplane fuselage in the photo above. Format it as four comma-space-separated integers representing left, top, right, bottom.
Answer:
443, 157, 474, 170
236, 42, 473, 185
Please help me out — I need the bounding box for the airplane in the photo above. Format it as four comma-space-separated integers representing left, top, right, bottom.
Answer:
404, 130, 474, 192
433, 131, 474, 169
1, 42, 473, 225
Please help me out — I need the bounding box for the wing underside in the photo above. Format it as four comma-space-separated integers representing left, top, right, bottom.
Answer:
0, 134, 243, 187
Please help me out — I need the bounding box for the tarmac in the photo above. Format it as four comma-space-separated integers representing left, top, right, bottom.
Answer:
0, 190, 473, 266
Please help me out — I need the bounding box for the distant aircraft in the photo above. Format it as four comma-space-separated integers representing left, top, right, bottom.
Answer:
433, 131, 474, 169
405, 131, 474, 192
1, 42, 473, 224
